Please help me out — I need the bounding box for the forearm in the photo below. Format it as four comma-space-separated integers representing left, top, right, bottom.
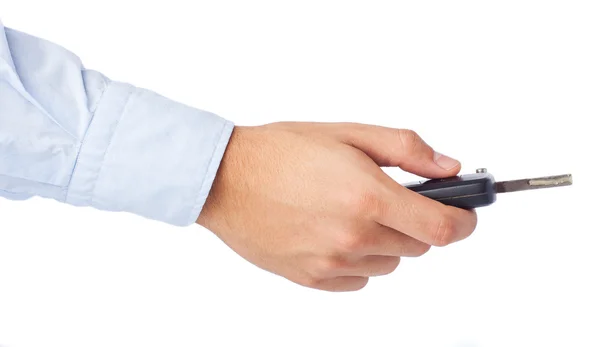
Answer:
0, 21, 234, 226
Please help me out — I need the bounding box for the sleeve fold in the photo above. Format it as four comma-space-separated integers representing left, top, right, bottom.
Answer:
0, 20, 233, 226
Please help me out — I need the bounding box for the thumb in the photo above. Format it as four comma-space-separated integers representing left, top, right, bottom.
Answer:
335, 124, 461, 179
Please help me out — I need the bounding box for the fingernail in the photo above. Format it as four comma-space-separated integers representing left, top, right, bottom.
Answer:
433, 151, 460, 170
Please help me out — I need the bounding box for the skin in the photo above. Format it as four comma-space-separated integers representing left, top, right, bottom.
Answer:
197, 122, 477, 292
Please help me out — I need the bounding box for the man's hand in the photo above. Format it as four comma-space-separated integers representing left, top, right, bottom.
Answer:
197, 122, 477, 291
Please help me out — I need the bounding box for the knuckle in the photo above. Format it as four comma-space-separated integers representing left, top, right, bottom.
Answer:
382, 257, 401, 274
317, 256, 347, 276
337, 232, 367, 254
354, 277, 370, 291
432, 215, 457, 247
341, 190, 362, 213
412, 243, 432, 256
297, 274, 322, 289
354, 189, 386, 220
397, 129, 421, 154
349, 189, 372, 210
340, 277, 370, 292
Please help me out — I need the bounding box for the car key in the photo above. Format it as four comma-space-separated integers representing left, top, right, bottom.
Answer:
403, 168, 572, 209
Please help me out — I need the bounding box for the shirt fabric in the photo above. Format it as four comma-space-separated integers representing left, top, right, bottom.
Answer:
0, 20, 234, 226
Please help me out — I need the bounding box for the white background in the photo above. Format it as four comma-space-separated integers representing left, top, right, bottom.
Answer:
0, 1, 598, 346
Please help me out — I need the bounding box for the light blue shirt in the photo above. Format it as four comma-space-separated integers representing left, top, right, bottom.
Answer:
0, 20, 234, 226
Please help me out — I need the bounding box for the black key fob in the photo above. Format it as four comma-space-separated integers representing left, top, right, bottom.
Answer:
403, 169, 497, 209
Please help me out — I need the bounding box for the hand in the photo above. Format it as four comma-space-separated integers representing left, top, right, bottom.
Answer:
197, 122, 477, 292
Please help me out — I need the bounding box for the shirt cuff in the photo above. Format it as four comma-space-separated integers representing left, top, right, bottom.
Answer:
65, 80, 234, 226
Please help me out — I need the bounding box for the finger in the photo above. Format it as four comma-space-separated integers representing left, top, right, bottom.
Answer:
329, 123, 461, 179
369, 224, 432, 257
344, 255, 401, 277
312, 276, 369, 292
309, 253, 401, 279
352, 223, 432, 257
375, 182, 478, 247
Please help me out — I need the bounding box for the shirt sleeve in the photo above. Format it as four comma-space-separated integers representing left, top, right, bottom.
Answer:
0, 20, 234, 226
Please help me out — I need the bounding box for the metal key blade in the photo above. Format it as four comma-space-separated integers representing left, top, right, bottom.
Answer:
495, 174, 573, 193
